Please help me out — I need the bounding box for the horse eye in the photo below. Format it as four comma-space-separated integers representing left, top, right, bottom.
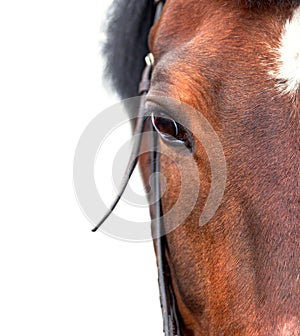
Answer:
151, 112, 193, 151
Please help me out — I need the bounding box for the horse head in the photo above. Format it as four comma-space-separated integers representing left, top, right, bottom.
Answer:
103, 0, 299, 334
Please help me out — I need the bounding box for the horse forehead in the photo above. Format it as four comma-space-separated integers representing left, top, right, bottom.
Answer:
150, 1, 233, 57
151, 1, 289, 64
151, 3, 300, 101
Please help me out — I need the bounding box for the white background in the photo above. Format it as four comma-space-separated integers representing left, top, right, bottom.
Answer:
0, 1, 163, 335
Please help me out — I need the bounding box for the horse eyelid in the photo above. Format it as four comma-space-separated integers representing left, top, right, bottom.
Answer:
150, 112, 194, 152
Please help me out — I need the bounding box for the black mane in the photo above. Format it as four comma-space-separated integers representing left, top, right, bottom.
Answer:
103, 0, 300, 99
103, 0, 155, 99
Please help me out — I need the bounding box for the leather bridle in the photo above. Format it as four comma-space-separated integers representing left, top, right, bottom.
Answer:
92, 1, 182, 335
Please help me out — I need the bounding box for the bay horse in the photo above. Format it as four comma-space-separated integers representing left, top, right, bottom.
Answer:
100, 0, 300, 335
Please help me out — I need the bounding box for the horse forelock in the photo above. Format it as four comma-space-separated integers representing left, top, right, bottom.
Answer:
103, 0, 154, 99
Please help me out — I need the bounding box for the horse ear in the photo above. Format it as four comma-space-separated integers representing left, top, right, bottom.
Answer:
243, 0, 300, 6
102, 0, 155, 99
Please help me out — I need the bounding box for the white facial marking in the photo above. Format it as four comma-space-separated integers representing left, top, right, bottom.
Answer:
279, 319, 300, 336
274, 6, 300, 94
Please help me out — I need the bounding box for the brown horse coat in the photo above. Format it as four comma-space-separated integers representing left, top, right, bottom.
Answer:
104, 1, 300, 334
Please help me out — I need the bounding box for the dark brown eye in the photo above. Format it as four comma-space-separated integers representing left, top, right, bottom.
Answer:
151, 112, 193, 151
